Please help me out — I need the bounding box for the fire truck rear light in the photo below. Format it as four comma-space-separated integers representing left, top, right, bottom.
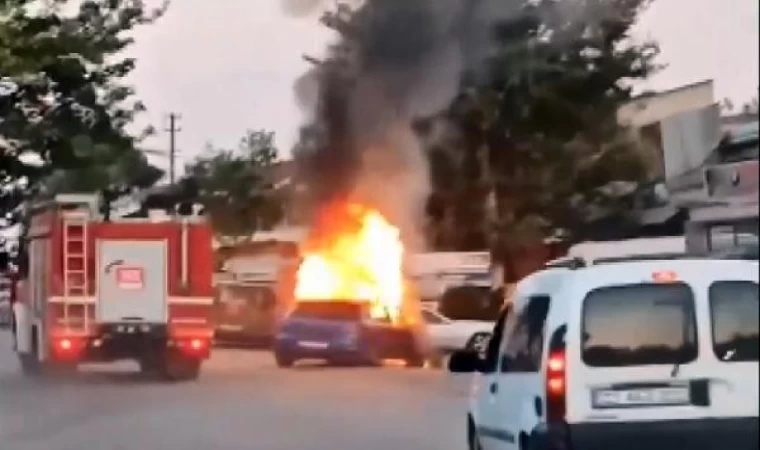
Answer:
190, 338, 204, 351
58, 338, 73, 351
92, 339, 103, 348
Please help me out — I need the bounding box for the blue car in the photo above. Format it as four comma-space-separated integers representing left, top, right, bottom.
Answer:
273, 300, 425, 368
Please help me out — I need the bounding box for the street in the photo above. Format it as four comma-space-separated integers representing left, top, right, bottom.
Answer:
0, 333, 470, 450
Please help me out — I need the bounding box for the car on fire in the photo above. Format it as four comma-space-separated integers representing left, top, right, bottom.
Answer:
273, 300, 426, 368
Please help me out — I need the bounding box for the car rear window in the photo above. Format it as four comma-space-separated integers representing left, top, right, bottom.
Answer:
582, 283, 698, 367
710, 281, 759, 362
291, 302, 364, 321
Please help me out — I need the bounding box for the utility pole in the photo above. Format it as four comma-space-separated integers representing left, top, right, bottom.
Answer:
165, 113, 182, 185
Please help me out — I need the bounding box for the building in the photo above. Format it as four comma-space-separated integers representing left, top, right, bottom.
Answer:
617, 79, 758, 253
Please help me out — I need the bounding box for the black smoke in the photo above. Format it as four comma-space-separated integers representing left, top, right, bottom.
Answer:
286, 0, 521, 247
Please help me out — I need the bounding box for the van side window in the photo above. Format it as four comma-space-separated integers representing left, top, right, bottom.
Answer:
709, 280, 758, 362
481, 305, 511, 373
500, 295, 551, 373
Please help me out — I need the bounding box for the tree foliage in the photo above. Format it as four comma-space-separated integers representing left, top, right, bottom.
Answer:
0, 0, 167, 211
425, 0, 660, 251
184, 130, 284, 240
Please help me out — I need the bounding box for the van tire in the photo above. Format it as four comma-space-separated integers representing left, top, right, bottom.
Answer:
467, 416, 482, 450
519, 432, 529, 450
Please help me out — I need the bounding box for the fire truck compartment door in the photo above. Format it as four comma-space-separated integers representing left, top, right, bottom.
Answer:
96, 240, 168, 324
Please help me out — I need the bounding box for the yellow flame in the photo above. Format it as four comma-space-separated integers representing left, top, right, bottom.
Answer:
295, 205, 404, 322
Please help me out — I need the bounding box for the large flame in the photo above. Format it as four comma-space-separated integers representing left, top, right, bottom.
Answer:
295, 202, 405, 322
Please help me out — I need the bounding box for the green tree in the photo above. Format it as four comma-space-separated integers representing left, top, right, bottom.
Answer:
429, 0, 659, 255
184, 130, 284, 241
0, 0, 167, 211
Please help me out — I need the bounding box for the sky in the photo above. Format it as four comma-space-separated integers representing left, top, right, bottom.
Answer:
126, 0, 759, 174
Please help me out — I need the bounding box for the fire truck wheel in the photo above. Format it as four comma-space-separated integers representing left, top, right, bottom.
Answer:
161, 356, 202, 381
19, 352, 43, 376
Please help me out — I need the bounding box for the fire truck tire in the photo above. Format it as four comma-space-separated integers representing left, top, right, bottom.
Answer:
18, 329, 43, 376
161, 356, 202, 381
19, 352, 42, 376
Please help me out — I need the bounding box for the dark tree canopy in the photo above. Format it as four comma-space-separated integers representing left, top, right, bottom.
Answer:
426, 0, 661, 251
0, 0, 167, 212
183, 130, 284, 240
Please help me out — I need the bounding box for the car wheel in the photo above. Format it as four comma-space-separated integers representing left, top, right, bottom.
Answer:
405, 354, 426, 368
465, 332, 491, 354
274, 353, 294, 368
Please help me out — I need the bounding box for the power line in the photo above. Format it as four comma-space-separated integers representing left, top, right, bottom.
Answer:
164, 112, 182, 185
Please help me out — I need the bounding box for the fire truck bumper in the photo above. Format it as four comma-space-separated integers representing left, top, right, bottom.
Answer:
48, 324, 212, 363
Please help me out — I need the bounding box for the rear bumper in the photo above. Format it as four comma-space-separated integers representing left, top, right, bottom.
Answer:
531, 418, 759, 450
273, 339, 366, 361
48, 324, 212, 362
214, 328, 274, 345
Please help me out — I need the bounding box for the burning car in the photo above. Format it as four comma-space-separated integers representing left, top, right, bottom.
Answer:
273, 202, 431, 367
273, 300, 424, 367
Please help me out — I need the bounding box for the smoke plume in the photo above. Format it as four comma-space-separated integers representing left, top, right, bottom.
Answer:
285, 0, 528, 248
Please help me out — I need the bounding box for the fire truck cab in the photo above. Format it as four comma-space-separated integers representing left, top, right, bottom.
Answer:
10, 194, 215, 381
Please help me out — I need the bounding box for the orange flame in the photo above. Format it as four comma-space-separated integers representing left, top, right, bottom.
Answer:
295, 202, 404, 321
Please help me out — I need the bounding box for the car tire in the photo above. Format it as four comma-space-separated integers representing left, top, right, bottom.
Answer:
275, 353, 294, 368
465, 332, 491, 353
404, 351, 426, 368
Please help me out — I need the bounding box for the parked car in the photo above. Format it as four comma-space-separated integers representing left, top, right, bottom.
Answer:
273, 300, 425, 368
421, 306, 493, 354
449, 258, 758, 450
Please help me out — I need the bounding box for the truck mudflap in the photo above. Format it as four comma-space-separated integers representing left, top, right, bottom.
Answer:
530, 418, 759, 450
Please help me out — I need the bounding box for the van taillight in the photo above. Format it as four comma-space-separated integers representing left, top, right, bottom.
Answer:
546, 325, 567, 422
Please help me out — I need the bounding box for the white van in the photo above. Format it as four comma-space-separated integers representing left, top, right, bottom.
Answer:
449, 258, 759, 450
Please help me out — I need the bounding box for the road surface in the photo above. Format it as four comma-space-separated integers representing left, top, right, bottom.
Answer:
0, 333, 470, 450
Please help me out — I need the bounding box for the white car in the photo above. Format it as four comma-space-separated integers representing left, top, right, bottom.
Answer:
421, 307, 493, 353
449, 257, 758, 450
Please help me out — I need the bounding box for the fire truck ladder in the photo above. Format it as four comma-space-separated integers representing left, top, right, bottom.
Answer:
62, 211, 90, 332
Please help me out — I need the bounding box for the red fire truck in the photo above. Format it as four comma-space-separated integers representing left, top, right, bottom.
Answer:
9, 194, 215, 381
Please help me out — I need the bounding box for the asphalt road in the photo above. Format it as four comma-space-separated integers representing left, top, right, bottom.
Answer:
0, 333, 470, 450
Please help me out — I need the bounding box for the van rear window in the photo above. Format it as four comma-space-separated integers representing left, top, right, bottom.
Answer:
582, 283, 698, 367
710, 281, 758, 362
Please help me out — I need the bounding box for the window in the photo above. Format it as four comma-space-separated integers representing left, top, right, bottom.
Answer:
500, 295, 551, 373
710, 281, 759, 362
481, 306, 511, 373
421, 309, 447, 325
582, 283, 698, 367
291, 302, 364, 321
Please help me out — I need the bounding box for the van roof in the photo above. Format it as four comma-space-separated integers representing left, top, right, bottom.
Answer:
546, 258, 758, 318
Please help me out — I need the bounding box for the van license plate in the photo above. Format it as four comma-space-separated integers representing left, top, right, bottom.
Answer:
298, 341, 329, 349
593, 387, 690, 408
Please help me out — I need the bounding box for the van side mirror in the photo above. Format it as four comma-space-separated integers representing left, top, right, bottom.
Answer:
448, 350, 483, 373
